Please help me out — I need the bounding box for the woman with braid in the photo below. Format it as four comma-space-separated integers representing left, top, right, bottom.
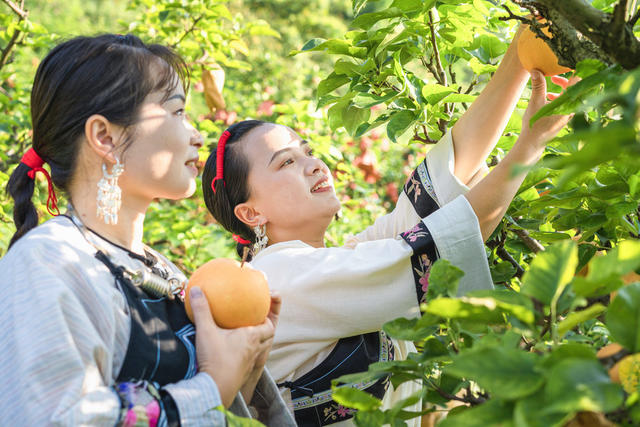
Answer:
0, 34, 295, 426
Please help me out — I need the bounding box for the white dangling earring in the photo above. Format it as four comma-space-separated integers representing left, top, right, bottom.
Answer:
253, 223, 268, 254
96, 156, 124, 225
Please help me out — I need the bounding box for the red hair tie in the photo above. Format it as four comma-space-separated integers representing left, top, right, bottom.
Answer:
211, 130, 231, 193
232, 234, 251, 245
20, 148, 60, 216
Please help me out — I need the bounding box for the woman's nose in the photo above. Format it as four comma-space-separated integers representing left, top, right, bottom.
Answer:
187, 122, 204, 148
191, 130, 204, 148
306, 156, 326, 175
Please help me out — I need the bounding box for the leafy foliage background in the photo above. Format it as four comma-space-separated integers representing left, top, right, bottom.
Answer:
1, 0, 640, 425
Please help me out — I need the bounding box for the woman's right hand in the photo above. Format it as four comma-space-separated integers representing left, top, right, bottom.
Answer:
518, 69, 576, 153
189, 286, 276, 408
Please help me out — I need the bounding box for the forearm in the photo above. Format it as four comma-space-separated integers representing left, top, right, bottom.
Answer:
240, 367, 263, 405
464, 138, 543, 241
451, 44, 529, 184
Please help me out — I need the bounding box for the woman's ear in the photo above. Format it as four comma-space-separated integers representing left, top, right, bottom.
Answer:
84, 114, 124, 164
234, 203, 267, 228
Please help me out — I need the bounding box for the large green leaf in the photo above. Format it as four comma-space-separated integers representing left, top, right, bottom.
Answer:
557, 304, 606, 338
544, 359, 624, 414
520, 240, 578, 306
437, 399, 515, 427
573, 240, 640, 297
421, 83, 456, 105
317, 72, 350, 97
332, 386, 382, 411
293, 38, 367, 58
445, 347, 544, 400
386, 110, 416, 143
606, 282, 640, 352
426, 259, 463, 299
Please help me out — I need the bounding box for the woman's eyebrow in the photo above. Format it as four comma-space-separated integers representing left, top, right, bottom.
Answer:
164, 94, 185, 103
268, 140, 309, 166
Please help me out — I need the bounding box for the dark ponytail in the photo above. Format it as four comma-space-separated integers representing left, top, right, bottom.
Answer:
5, 34, 189, 248
6, 163, 37, 247
202, 120, 265, 259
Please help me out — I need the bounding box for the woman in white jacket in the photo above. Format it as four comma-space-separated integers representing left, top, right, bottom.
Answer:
201, 36, 574, 426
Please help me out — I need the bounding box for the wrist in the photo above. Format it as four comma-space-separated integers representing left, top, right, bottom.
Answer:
510, 135, 545, 164
203, 369, 242, 408
500, 45, 528, 79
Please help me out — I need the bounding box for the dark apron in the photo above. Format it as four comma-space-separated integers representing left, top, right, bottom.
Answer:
279, 331, 394, 426
96, 252, 195, 426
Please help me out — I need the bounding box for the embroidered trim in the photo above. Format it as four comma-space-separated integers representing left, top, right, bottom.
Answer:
400, 221, 439, 304
115, 381, 163, 427
291, 331, 393, 411
404, 161, 440, 218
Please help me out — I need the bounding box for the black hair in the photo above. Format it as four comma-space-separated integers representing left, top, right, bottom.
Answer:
6, 34, 189, 248
202, 120, 266, 259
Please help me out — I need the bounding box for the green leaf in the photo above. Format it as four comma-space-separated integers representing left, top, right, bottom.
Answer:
343, 104, 371, 136
352, 8, 405, 30
544, 359, 624, 414
437, 399, 515, 427
386, 110, 416, 143
520, 240, 578, 306
557, 304, 606, 338
421, 83, 456, 105
317, 72, 351, 97
574, 59, 607, 78
327, 99, 349, 132
390, 0, 428, 13
382, 317, 437, 341
538, 343, 597, 370
352, 92, 396, 109
332, 386, 382, 411
440, 93, 476, 103
446, 347, 544, 399
606, 283, 640, 352
513, 391, 571, 427
293, 38, 367, 58
573, 240, 640, 297
423, 297, 503, 324
426, 259, 463, 299
215, 406, 265, 426
466, 289, 536, 325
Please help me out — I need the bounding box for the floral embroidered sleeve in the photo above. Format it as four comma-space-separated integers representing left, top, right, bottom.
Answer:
115, 381, 179, 427
403, 160, 441, 219
399, 221, 438, 304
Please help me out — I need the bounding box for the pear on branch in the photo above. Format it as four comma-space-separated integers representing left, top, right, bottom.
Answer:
202, 66, 226, 112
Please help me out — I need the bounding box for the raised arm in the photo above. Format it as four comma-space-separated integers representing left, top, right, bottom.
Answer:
451, 27, 529, 185
465, 70, 574, 241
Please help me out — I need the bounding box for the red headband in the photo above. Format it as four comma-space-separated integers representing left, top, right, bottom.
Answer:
20, 148, 60, 216
211, 130, 231, 193
232, 234, 251, 245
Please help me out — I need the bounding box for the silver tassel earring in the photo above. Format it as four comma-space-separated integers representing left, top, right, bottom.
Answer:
97, 157, 124, 225
253, 223, 268, 254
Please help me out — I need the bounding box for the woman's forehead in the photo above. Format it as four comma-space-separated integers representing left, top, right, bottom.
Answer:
247, 123, 301, 152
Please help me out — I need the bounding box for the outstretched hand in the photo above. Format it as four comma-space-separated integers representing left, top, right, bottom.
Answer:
190, 286, 277, 408
520, 70, 577, 151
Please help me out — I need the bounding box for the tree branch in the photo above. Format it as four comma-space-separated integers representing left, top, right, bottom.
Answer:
496, 246, 525, 278
0, 27, 20, 71
511, 228, 545, 253
516, 0, 640, 70
170, 15, 203, 49
2, 0, 27, 19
